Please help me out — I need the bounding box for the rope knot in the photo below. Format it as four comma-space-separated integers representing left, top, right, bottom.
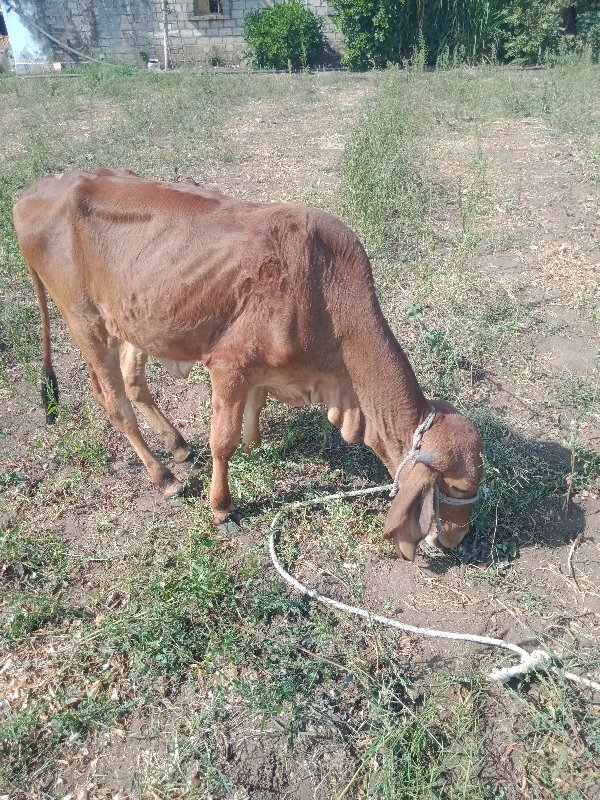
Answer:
487, 649, 553, 684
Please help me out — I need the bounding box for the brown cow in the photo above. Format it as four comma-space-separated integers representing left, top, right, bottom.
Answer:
13, 169, 483, 560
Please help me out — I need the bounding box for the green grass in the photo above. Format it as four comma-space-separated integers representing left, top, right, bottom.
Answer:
0, 514, 510, 797
0, 530, 81, 645
0, 699, 132, 787
53, 404, 109, 474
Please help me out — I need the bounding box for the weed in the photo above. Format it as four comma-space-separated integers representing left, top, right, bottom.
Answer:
2, 596, 85, 642
568, 440, 600, 494
508, 682, 600, 799
0, 299, 39, 370
0, 698, 131, 787
514, 588, 548, 612
0, 528, 71, 591
341, 71, 430, 260
0, 529, 80, 644
555, 376, 600, 419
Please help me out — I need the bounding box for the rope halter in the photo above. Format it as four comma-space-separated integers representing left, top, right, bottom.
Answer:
389, 406, 480, 536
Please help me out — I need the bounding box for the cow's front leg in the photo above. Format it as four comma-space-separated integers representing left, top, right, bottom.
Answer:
243, 386, 268, 452
208, 374, 247, 525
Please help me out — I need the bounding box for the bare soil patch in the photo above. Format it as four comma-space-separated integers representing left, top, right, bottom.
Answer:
202, 74, 372, 206
419, 109, 600, 683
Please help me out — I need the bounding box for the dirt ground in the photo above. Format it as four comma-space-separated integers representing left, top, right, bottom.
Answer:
188, 76, 600, 795
363, 111, 600, 668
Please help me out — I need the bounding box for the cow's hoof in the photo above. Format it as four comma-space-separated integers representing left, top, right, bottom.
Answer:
162, 478, 185, 498
173, 445, 193, 464
419, 533, 446, 558
216, 512, 241, 534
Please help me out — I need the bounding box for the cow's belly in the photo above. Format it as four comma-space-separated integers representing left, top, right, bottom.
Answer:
160, 358, 196, 379
261, 371, 346, 410
267, 384, 314, 407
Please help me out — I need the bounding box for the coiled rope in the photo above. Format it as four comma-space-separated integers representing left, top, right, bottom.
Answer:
268, 485, 600, 691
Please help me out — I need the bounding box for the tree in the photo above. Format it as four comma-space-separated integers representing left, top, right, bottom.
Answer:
499, 0, 562, 63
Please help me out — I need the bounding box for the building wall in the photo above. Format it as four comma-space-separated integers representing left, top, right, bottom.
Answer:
4, 0, 341, 71
1, 0, 55, 72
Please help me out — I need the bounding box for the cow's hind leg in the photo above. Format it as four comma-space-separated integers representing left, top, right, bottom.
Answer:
66, 318, 183, 497
243, 386, 268, 453
208, 369, 248, 525
120, 343, 192, 463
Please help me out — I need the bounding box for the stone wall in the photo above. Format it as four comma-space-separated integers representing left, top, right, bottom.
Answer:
4, 0, 341, 70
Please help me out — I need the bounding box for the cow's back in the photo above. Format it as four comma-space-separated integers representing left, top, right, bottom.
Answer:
13, 170, 380, 366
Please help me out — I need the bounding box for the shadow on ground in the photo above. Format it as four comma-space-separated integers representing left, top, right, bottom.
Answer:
202, 405, 587, 571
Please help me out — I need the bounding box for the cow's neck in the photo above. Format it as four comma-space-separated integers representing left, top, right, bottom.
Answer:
329, 318, 428, 476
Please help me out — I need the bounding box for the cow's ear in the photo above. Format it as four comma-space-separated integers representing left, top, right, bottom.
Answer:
384, 462, 437, 561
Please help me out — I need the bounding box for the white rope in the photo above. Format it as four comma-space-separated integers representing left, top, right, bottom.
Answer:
390, 408, 437, 498
487, 650, 552, 682
268, 486, 600, 692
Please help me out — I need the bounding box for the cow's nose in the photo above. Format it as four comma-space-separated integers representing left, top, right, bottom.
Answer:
424, 525, 469, 551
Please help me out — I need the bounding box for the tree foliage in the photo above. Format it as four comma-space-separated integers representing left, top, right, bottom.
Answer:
331, 0, 506, 69
499, 1, 562, 63
329, 0, 600, 70
329, 0, 407, 70
243, 1, 327, 70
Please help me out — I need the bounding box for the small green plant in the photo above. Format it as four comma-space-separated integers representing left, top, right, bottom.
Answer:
207, 46, 227, 67
0, 529, 71, 592
243, 1, 327, 70
53, 404, 108, 474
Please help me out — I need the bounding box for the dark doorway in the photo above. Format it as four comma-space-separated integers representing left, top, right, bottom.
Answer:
0, 11, 8, 37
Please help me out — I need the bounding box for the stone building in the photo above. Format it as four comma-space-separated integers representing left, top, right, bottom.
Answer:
0, 0, 341, 73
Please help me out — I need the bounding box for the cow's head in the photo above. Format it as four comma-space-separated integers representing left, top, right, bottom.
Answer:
383, 402, 483, 561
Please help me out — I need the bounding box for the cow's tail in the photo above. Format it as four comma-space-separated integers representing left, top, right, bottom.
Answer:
29, 268, 59, 423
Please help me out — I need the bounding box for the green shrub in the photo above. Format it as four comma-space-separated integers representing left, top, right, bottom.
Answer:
330, 0, 600, 70
499, 0, 562, 63
330, 0, 407, 70
577, 9, 600, 56
331, 0, 506, 70
243, 1, 327, 70
496, 1, 600, 64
